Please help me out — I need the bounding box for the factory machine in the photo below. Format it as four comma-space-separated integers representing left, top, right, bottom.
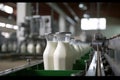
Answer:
0, 15, 52, 60
15, 15, 49, 59
85, 31, 120, 76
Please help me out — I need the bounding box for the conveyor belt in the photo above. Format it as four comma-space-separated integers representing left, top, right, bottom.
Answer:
0, 59, 43, 76
85, 51, 105, 76
100, 54, 105, 76
85, 51, 97, 76
0, 53, 43, 60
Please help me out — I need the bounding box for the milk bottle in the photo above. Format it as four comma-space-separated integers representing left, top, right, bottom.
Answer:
65, 34, 76, 64
13, 41, 17, 52
8, 41, 12, 52
36, 40, 42, 55
71, 39, 81, 60
43, 33, 58, 70
76, 41, 83, 58
78, 42, 90, 57
81, 43, 89, 55
1, 43, 7, 52
53, 32, 75, 70
27, 40, 35, 54
20, 41, 27, 54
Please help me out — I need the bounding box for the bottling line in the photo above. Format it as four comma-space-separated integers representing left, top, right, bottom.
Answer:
0, 12, 119, 76
0, 25, 119, 76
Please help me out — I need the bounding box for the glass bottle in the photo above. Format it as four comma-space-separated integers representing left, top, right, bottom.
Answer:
43, 33, 58, 70
36, 39, 42, 55
13, 41, 17, 52
20, 40, 27, 54
27, 39, 35, 54
8, 41, 12, 52
1, 42, 8, 52
53, 32, 75, 70
70, 39, 81, 61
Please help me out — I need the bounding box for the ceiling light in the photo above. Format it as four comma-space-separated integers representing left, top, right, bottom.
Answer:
79, 3, 87, 10
0, 4, 13, 14
81, 18, 106, 30
6, 24, 13, 28
0, 22, 5, 27
13, 25, 18, 30
79, 4, 84, 8
3, 5, 13, 14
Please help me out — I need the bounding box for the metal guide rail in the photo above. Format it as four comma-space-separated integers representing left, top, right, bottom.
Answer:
85, 51, 105, 76
107, 34, 120, 40
107, 33, 120, 50
0, 60, 43, 76
0, 53, 43, 60
106, 33, 120, 76
85, 51, 97, 76
96, 51, 105, 76
104, 54, 120, 76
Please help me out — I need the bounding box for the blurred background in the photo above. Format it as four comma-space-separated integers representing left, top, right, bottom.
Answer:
0, 2, 119, 76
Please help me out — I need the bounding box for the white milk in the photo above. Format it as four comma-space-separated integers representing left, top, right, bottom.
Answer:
8, 43, 12, 52
21, 43, 27, 53
78, 43, 90, 57
78, 45, 83, 58
1, 43, 7, 52
54, 42, 74, 70
70, 44, 77, 64
13, 42, 17, 52
27, 42, 35, 54
36, 43, 42, 54
43, 41, 57, 70
73, 44, 81, 60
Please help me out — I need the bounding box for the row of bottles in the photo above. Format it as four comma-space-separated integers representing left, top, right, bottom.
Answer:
20, 38, 46, 55
1, 41, 17, 53
43, 32, 91, 70
0, 38, 46, 55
